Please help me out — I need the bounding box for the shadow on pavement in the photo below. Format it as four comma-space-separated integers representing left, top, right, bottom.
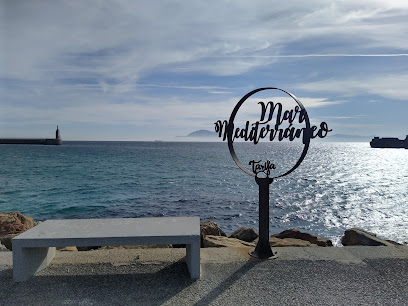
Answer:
194, 260, 261, 306
0, 262, 195, 306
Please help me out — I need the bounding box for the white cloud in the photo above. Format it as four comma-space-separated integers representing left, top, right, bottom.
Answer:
0, 95, 237, 129
297, 97, 344, 108
1, 0, 407, 139
297, 74, 408, 100
243, 96, 343, 108
3, 0, 408, 83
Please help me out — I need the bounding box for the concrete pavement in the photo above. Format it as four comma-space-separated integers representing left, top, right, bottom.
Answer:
1, 246, 408, 305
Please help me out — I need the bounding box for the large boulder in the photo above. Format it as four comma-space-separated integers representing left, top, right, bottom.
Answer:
228, 227, 258, 242
272, 229, 333, 247
0, 212, 34, 234
0, 212, 35, 251
253, 236, 318, 247
202, 235, 256, 248
341, 228, 399, 246
269, 237, 317, 247
200, 221, 226, 247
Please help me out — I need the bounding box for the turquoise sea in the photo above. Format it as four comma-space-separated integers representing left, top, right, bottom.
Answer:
0, 141, 407, 246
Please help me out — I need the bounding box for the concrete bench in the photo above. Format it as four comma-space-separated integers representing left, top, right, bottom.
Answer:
12, 217, 200, 282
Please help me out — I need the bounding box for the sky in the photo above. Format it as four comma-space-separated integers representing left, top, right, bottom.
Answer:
1, 0, 408, 141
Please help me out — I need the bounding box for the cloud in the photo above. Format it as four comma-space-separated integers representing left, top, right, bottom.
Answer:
0, 95, 237, 129
297, 74, 408, 100
219, 54, 408, 58
298, 97, 344, 108
3, 0, 408, 83
243, 96, 343, 108
1, 0, 407, 139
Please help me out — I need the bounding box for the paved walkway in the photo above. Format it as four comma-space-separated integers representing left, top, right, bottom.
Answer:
1, 246, 408, 305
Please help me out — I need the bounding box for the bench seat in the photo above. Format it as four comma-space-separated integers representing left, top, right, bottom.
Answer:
12, 217, 200, 282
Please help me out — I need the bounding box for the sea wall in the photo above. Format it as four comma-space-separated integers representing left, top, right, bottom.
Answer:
0, 138, 61, 145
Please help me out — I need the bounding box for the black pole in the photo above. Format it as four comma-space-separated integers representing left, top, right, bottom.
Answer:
250, 177, 277, 259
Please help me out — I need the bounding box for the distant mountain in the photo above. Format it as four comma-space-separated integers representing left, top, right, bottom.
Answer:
186, 130, 216, 138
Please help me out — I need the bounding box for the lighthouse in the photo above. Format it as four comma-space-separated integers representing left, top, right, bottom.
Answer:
56, 126, 61, 139
53, 126, 62, 145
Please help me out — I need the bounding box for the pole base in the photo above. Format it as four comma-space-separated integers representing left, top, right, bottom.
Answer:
249, 238, 278, 259
249, 250, 278, 259
249, 249, 278, 260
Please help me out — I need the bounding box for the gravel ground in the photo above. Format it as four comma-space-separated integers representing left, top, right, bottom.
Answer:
1, 246, 408, 305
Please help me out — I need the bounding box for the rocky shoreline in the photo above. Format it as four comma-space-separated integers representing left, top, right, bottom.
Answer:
199, 220, 402, 249
0, 212, 404, 252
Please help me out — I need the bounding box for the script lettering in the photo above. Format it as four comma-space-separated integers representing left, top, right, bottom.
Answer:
249, 160, 276, 177
215, 101, 331, 144
214, 120, 228, 141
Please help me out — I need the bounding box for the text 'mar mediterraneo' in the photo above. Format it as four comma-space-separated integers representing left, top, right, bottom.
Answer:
214, 87, 331, 179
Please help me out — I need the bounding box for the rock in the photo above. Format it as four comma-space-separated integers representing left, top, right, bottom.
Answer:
341, 228, 399, 246
202, 235, 256, 248
200, 221, 226, 237
228, 227, 258, 242
272, 229, 333, 247
0, 212, 35, 251
200, 221, 226, 247
269, 237, 317, 247
0, 212, 34, 235
0, 236, 13, 251
57, 246, 78, 252
253, 236, 317, 247
385, 240, 402, 246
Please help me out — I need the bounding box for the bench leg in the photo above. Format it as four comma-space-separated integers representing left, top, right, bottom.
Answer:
186, 240, 200, 279
13, 246, 56, 282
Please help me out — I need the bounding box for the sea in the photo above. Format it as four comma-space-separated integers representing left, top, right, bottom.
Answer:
0, 141, 407, 246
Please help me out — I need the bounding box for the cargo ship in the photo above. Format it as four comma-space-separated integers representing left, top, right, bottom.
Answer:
0, 126, 62, 145
370, 135, 408, 149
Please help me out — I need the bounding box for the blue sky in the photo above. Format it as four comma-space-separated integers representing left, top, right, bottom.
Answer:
1, 0, 408, 140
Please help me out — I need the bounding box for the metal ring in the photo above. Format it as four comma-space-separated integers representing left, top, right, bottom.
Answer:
227, 87, 311, 178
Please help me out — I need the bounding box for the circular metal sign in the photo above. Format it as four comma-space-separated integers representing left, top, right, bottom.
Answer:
226, 87, 311, 179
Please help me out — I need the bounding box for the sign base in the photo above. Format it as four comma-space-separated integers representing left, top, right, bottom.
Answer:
249, 250, 278, 260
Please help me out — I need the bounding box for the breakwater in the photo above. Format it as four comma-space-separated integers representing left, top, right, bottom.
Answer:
0, 126, 62, 145
0, 138, 62, 145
